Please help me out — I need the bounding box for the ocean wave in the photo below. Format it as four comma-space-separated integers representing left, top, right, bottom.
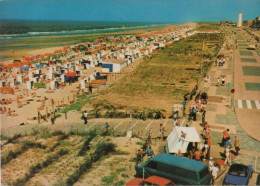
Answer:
0, 24, 167, 38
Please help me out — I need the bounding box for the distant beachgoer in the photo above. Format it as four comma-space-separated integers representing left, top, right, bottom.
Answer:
83, 110, 88, 124
194, 149, 201, 161
147, 146, 154, 159
50, 112, 55, 125
211, 163, 219, 185
234, 136, 240, 156
224, 145, 231, 165
105, 122, 109, 132
217, 77, 220, 86
159, 123, 165, 140
177, 149, 183, 157
222, 77, 225, 86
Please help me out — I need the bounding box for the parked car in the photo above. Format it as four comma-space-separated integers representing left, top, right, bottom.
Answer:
223, 163, 253, 185
126, 175, 175, 186
135, 153, 211, 185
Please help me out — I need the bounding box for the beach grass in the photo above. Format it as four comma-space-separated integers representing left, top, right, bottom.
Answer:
98, 32, 223, 110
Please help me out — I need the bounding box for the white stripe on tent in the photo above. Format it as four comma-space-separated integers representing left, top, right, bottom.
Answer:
114, 120, 123, 129
145, 120, 153, 130
130, 121, 138, 130
255, 100, 260, 109
246, 100, 252, 109
238, 100, 243, 109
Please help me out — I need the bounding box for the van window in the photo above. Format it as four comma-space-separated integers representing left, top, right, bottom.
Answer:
147, 161, 157, 169
199, 167, 210, 179
177, 168, 197, 181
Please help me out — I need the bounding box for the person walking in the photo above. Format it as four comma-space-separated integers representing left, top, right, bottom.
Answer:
194, 149, 201, 161
105, 122, 109, 132
83, 110, 88, 124
159, 123, 165, 140
217, 77, 220, 86
234, 136, 240, 156
222, 76, 225, 86
147, 146, 154, 159
224, 145, 231, 165
211, 163, 219, 185
50, 112, 55, 125
221, 128, 230, 147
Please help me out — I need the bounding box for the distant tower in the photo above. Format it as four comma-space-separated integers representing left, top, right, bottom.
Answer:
237, 11, 242, 27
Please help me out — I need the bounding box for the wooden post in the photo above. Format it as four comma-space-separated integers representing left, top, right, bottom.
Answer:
65, 111, 67, 119
38, 111, 40, 124
46, 106, 48, 117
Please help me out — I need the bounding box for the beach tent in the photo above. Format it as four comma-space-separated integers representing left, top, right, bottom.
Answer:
166, 126, 201, 154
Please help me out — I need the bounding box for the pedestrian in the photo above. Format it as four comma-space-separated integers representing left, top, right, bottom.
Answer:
82, 110, 88, 124
177, 149, 183, 157
192, 104, 197, 121
221, 76, 225, 86
224, 137, 232, 149
208, 157, 214, 172
105, 122, 109, 132
202, 110, 206, 124
147, 146, 154, 159
159, 123, 165, 140
139, 148, 144, 161
50, 112, 55, 125
217, 77, 220, 86
187, 142, 194, 159
211, 163, 219, 185
224, 145, 231, 165
194, 149, 201, 161
234, 136, 240, 156
207, 138, 212, 159
221, 129, 229, 147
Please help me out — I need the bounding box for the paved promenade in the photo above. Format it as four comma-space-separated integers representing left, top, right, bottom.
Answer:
192, 26, 260, 178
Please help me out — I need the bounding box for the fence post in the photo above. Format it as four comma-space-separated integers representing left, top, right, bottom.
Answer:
38, 111, 40, 124
65, 111, 67, 119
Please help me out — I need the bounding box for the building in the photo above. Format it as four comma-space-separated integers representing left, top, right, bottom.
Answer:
101, 59, 128, 73
251, 16, 260, 30
237, 11, 242, 27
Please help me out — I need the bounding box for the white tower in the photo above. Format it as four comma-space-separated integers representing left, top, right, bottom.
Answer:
237, 11, 242, 27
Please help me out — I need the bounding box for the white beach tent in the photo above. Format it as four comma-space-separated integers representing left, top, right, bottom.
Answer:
166, 126, 201, 154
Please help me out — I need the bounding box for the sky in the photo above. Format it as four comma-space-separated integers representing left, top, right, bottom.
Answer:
0, 0, 259, 23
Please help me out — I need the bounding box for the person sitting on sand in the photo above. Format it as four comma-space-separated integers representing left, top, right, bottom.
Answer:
7, 108, 12, 116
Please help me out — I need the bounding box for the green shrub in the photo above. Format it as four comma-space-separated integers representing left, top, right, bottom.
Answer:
77, 134, 96, 156
0, 135, 9, 141
57, 133, 69, 141
2, 141, 46, 166
101, 173, 116, 184
14, 148, 69, 185
52, 130, 65, 136
6, 133, 22, 144
55, 114, 62, 119
41, 133, 52, 139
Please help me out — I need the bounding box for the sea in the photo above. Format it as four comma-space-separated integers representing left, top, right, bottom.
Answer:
0, 20, 170, 38
0, 20, 170, 60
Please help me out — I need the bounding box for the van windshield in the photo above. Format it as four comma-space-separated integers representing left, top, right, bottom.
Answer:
199, 167, 209, 179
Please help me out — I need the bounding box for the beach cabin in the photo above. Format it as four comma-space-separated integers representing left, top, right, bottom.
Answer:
102, 59, 128, 73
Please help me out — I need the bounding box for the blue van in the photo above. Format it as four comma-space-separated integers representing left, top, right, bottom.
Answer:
135, 153, 211, 185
